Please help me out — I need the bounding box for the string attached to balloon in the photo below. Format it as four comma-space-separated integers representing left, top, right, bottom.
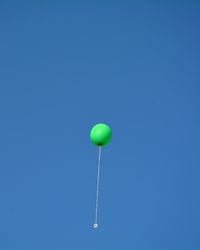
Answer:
90, 123, 112, 229
94, 144, 102, 228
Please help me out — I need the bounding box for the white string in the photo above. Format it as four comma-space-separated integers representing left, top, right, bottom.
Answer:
94, 145, 102, 229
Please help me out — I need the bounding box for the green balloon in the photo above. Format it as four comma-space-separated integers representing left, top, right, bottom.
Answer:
90, 123, 112, 146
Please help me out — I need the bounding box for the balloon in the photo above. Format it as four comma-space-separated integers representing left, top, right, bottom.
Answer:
90, 123, 112, 229
90, 123, 112, 146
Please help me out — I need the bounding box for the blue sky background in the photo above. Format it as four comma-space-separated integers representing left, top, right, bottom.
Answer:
0, 1, 200, 249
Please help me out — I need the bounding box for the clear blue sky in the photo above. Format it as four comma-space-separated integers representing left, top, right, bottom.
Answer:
0, 1, 200, 249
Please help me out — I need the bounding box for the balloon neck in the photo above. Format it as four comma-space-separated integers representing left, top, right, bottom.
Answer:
98, 143, 103, 146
